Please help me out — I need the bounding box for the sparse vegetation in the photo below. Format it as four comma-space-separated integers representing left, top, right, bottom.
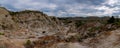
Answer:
26, 40, 31, 45
74, 35, 82, 42
0, 32, 4, 35
0, 45, 7, 48
9, 10, 45, 15
107, 16, 116, 24
107, 16, 120, 26
75, 21, 83, 28
114, 18, 120, 26
24, 40, 34, 48
115, 21, 120, 26
88, 27, 101, 32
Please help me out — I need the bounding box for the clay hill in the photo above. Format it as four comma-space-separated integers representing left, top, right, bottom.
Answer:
0, 7, 120, 48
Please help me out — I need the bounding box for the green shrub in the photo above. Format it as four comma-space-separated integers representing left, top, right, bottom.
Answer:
25, 40, 31, 45
0, 32, 4, 35
88, 27, 100, 32
24, 40, 34, 48
75, 21, 83, 28
114, 21, 120, 26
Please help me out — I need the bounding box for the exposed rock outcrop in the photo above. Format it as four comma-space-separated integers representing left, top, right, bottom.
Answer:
0, 7, 63, 39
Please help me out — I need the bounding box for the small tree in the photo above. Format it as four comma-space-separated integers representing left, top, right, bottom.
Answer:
107, 16, 115, 24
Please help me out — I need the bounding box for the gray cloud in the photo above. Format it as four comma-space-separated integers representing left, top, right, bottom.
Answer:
0, 0, 120, 17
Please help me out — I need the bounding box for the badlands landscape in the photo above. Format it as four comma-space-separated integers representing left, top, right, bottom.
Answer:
0, 7, 120, 48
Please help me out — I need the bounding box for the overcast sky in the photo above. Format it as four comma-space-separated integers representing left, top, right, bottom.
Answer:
0, 0, 120, 17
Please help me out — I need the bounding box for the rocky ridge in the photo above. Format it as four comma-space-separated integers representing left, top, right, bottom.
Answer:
0, 7, 64, 39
